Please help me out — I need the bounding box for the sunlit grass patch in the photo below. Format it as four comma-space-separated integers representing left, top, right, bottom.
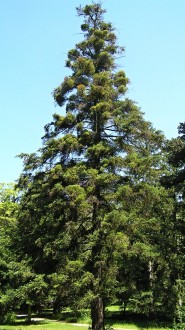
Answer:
0, 319, 89, 330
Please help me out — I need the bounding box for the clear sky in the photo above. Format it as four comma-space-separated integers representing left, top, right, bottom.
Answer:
1, 0, 185, 183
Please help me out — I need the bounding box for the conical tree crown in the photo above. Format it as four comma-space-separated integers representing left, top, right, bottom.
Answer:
16, 3, 166, 324
43, 3, 129, 162
40, 2, 163, 181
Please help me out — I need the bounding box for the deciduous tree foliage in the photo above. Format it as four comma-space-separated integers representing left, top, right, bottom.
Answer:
16, 3, 167, 329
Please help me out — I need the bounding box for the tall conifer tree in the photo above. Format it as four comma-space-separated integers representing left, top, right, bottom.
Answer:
17, 3, 165, 329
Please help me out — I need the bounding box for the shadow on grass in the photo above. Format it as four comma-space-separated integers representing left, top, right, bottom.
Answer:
106, 319, 172, 329
105, 310, 172, 329
3, 309, 172, 329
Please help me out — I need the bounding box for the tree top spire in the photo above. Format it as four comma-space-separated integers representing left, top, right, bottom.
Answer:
76, 2, 107, 31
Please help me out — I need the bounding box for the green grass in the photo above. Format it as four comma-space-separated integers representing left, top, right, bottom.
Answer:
110, 322, 172, 329
106, 306, 121, 312
0, 320, 173, 330
104, 305, 173, 329
0, 319, 89, 330
106, 318, 173, 329
0, 305, 174, 330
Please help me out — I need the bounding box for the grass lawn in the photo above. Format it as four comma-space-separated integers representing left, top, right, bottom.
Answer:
0, 319, 88, 330
0, 319, 173, 330
0, 306, 174, 330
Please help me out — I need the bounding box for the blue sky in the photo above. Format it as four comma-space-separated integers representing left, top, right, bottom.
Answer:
1, 0, 185, 183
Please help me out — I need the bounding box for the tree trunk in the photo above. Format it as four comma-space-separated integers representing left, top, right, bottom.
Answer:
148, 260, 154, 313
27, 304, 32, 324
91, 297, 104, 330
123, 301, 127, 317
148, 260, 153, 288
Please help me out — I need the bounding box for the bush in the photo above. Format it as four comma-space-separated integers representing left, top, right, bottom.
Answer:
0, 311, 16, 324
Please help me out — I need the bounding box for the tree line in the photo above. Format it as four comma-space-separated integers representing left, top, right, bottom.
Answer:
0, 3, 184, 329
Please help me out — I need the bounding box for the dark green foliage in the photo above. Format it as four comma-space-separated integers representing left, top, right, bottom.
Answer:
16, 3, 172, 329
160, 123, 185, 322
0, 183, 18, 320
0, 184, 49, 324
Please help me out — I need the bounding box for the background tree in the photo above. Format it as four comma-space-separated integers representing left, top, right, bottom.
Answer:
161, 123, 185, 322
16, 3, 167, 329
0, 183, 18, 322
0, 183, 48, 324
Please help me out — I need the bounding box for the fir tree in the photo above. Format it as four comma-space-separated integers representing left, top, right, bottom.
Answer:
17, 3, 166, 329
